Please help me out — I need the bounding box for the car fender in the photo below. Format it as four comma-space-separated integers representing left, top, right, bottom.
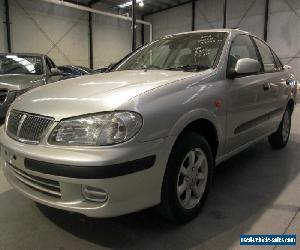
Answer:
169, 108, 222, 144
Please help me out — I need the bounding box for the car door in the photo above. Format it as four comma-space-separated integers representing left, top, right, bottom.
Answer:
225, 34, 271, 153
252, 37, 290, 132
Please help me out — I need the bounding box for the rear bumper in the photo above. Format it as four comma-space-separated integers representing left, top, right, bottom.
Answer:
0, 128, 174, 217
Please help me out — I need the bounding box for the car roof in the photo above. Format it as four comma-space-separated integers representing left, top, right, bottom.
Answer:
0, 53, 45, 57
164, 28, 250, 37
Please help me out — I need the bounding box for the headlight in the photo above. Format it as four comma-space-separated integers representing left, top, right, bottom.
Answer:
49, 111, 143, 146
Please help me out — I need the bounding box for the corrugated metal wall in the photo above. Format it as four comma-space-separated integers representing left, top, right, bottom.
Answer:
195, 0, 223, 29
0, 0, 299, 74
145, 3, 192, 39
268, 0, 300, 78
92, 2, 142, 68
0, 0, 141, 68
0, 0, 7, 52
8, 0, 89, 66
145, 0, 300, 79
227, 0, 265, 38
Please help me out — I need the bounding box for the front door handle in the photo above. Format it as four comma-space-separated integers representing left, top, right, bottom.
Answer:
263, 83, 270, 91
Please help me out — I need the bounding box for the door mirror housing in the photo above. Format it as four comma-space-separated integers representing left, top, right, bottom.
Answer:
50, 68, 62, 76
228, 58, 261, 79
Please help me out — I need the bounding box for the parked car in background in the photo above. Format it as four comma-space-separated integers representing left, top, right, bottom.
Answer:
297, 80, 300, 101
0, 30, 297, 223
58, 65, 94, 79
0, 53, 63, 123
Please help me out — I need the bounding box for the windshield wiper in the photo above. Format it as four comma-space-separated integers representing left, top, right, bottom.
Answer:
142, 64, 162, 70
166, 65, 210, 72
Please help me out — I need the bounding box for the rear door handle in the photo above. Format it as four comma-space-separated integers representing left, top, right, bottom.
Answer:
263, 83, 270, 91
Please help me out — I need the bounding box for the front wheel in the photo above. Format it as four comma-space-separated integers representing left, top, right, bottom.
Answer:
268, 108, 292, 149
159, 132, 213, 223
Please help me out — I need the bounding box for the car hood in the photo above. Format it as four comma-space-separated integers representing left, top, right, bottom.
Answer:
0, 74, 44, 90
12, 70, 206, 120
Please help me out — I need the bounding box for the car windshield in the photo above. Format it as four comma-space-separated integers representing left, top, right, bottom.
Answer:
115, 32, 226, 72
0, 55, 43, 75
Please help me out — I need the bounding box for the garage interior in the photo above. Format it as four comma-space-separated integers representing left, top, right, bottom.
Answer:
0, 0, 299, 249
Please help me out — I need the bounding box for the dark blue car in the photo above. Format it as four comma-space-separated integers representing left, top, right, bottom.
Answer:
58, 65, 94, 79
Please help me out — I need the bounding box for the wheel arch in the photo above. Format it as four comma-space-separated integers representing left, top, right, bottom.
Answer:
287, 98, 295, 113
169, 110, 221, 160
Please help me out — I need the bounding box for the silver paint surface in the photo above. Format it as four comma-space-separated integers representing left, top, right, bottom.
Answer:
0, 29, 297, 217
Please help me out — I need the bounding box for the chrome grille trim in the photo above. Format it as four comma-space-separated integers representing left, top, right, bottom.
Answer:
8, 163, 61, 198
0, 89, 8, 104
6, 110, 54, 144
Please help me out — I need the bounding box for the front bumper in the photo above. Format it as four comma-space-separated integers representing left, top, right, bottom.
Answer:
0, 128, 173, 217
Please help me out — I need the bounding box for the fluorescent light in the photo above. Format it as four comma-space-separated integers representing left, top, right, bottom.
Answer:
6, 55, 17, 58
119, 0, 144, 8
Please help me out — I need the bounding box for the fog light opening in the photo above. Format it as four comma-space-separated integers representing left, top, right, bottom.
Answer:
82, 185, 108, 203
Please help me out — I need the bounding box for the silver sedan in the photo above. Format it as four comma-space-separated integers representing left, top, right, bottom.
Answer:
0, 29, 297, 223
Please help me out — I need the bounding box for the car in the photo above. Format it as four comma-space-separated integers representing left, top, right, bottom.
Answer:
94, 63, 117, 73
0, 29, 297, 223
58, 65, 94, 79
0, 53, 63, 123
297, 81, 300, 101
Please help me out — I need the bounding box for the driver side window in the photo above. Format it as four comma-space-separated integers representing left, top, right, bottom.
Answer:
228, 35, 261, 75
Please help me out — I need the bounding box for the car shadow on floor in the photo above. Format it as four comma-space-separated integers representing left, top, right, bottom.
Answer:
33, 135, 300, 250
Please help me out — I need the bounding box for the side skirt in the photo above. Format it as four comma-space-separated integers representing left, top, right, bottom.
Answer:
215, 129, 277, 166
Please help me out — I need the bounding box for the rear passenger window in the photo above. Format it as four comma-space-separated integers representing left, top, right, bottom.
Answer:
228, 35, 261, 74
253, 38, 276, 73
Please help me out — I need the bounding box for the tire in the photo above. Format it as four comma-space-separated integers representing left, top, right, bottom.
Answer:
159, 132, 214, 223
268, 107, 292, 149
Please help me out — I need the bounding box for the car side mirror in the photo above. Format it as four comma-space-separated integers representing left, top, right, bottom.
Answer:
50, 68, 62, 76
228, 58, 261, 79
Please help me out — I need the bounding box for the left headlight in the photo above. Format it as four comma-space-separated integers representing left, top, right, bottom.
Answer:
49, 111, 143, 146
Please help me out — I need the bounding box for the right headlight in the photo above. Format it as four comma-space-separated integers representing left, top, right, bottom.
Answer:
48, 111, 143, 146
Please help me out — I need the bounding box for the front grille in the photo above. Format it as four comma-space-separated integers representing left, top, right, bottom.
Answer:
8, 163, 61, 198
0, 89, 8, 103
6, 110, 54, 144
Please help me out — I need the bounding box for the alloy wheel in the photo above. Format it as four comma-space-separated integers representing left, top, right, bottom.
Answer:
282, 110, 291, 142
177, 148, 208, 210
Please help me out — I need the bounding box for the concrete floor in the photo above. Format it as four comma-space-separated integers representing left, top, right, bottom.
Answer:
0, 107, 299, 250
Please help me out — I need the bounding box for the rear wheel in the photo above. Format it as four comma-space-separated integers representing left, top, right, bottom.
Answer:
159, 132, 213, 223
268, 108, 291, 149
